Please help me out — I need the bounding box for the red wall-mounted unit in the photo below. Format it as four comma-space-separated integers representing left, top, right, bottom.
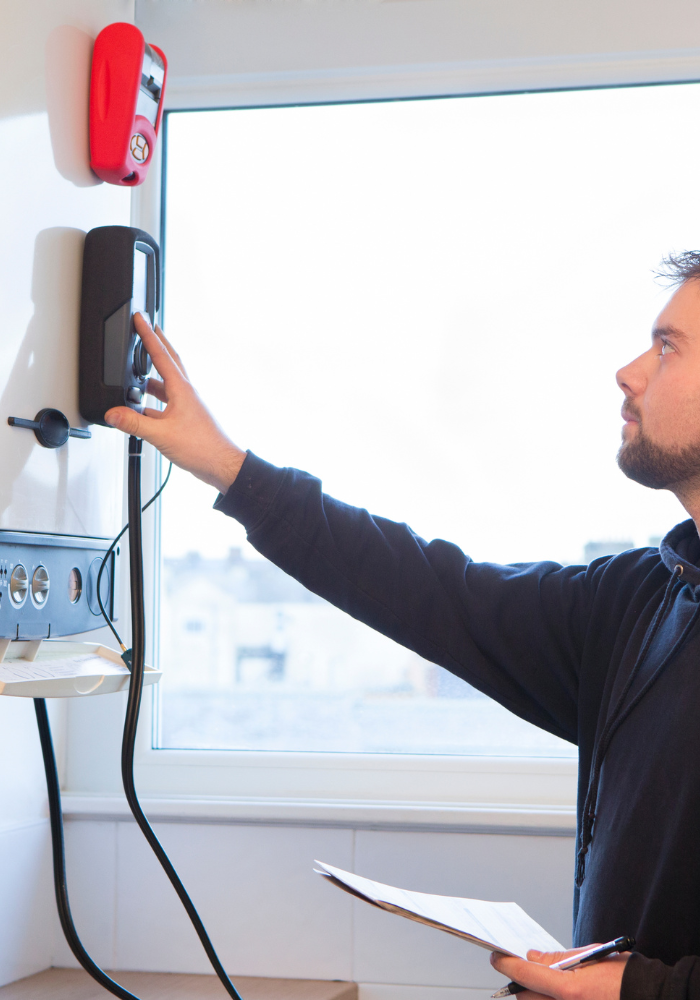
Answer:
90, 22, 167, 187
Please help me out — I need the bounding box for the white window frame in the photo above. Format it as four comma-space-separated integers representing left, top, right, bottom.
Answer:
62, 29, 700, 832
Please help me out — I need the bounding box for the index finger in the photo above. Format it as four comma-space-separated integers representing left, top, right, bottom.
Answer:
133, 314, 187, 385
526, 946, 594, 965
153, 323, 189, 379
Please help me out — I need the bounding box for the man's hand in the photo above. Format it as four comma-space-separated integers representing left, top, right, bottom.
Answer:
490, 946, 631, 1000
104, 314, 246, 494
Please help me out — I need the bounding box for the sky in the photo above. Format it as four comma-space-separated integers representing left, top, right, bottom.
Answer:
159, 82, 700, 567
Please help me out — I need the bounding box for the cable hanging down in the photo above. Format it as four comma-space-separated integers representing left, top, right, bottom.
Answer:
35, 698, 141, 1000
96, 458, 173, 655
35, 455, 174, 1000
122, 437, 244, 999
37, 446, 245, 999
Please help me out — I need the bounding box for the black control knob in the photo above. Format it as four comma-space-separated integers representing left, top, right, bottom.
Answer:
133, 338, 152, 379
8, 409, 91, 449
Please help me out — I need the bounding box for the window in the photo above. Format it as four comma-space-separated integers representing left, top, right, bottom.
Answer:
156, 82, 697, 756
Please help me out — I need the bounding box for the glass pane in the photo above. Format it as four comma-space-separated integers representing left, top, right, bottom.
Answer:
159, 521, 574, 754
158, 83, 700, 755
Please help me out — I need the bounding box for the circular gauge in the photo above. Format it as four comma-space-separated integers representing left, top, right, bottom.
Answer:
130, 133, 150, 163
86, 558, 110, 617
31, 565, 50, 606
10, 564, 28, 606
68, 567, 82, 604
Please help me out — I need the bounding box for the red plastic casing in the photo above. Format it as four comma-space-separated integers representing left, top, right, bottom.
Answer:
89, 22, 167, 186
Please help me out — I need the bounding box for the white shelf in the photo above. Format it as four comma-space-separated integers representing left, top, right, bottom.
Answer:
0, 640, 160, 698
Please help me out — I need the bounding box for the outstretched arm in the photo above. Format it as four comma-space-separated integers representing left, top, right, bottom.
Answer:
105, 315, 591, 741
104, 313, 246, 494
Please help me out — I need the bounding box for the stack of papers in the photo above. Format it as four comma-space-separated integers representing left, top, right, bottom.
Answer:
314, 861, 563, 958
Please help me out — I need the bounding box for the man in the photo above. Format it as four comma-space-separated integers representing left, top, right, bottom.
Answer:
105, 254, 700, 999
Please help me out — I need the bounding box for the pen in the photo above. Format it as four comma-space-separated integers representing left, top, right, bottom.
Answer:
490, 935, 636, 998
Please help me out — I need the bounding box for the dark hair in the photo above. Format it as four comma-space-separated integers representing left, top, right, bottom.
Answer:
655, 251, 700, 286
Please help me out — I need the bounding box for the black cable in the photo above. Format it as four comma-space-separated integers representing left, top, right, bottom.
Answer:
122, 436, 244, 1000
34, 698, 141, 1000
34, 452, 173, 998
96, 460, 172, 652
37, 444, 242, 997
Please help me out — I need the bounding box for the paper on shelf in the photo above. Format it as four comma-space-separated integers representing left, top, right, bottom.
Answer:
0, 655, 122, 683
314, 861, 563, 959
0, 641, 161, 698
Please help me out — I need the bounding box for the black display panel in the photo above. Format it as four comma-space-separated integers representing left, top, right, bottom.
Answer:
79, 226, 160, 426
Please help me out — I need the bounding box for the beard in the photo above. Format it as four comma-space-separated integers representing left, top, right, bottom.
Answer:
617, 417, 700, 490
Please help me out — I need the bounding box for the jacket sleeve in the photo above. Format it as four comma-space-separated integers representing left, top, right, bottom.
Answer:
214, 452, 598, 743
622, 953, 700, 1000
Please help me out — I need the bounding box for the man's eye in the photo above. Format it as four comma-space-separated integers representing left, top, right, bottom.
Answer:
661, 342, 676, 355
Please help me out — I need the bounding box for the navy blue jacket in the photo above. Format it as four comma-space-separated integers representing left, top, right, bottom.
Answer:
215, 452, 700, 998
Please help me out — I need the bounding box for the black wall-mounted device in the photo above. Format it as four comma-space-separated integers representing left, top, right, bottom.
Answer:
79, 226, 159, 426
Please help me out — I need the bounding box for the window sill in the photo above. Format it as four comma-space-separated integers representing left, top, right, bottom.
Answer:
60, 792, 576, 834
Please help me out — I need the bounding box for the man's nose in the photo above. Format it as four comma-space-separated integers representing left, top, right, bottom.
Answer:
616, 352, 648, 396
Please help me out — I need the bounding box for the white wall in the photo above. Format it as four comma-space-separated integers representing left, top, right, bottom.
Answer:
54, 816, 574, 997
0, 0, 134, 985
0, 5, 131, 538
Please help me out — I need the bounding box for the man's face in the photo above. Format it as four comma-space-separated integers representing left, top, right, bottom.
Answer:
617, 279, 700, 490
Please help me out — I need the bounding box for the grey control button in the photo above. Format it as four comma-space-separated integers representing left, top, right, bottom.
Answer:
10, 564, 28, 606
126, 387, 143, 404
132, 338, 152, 379
31, 565, 50, 606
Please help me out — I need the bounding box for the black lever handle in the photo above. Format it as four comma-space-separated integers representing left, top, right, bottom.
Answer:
8, 408, 91, 449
